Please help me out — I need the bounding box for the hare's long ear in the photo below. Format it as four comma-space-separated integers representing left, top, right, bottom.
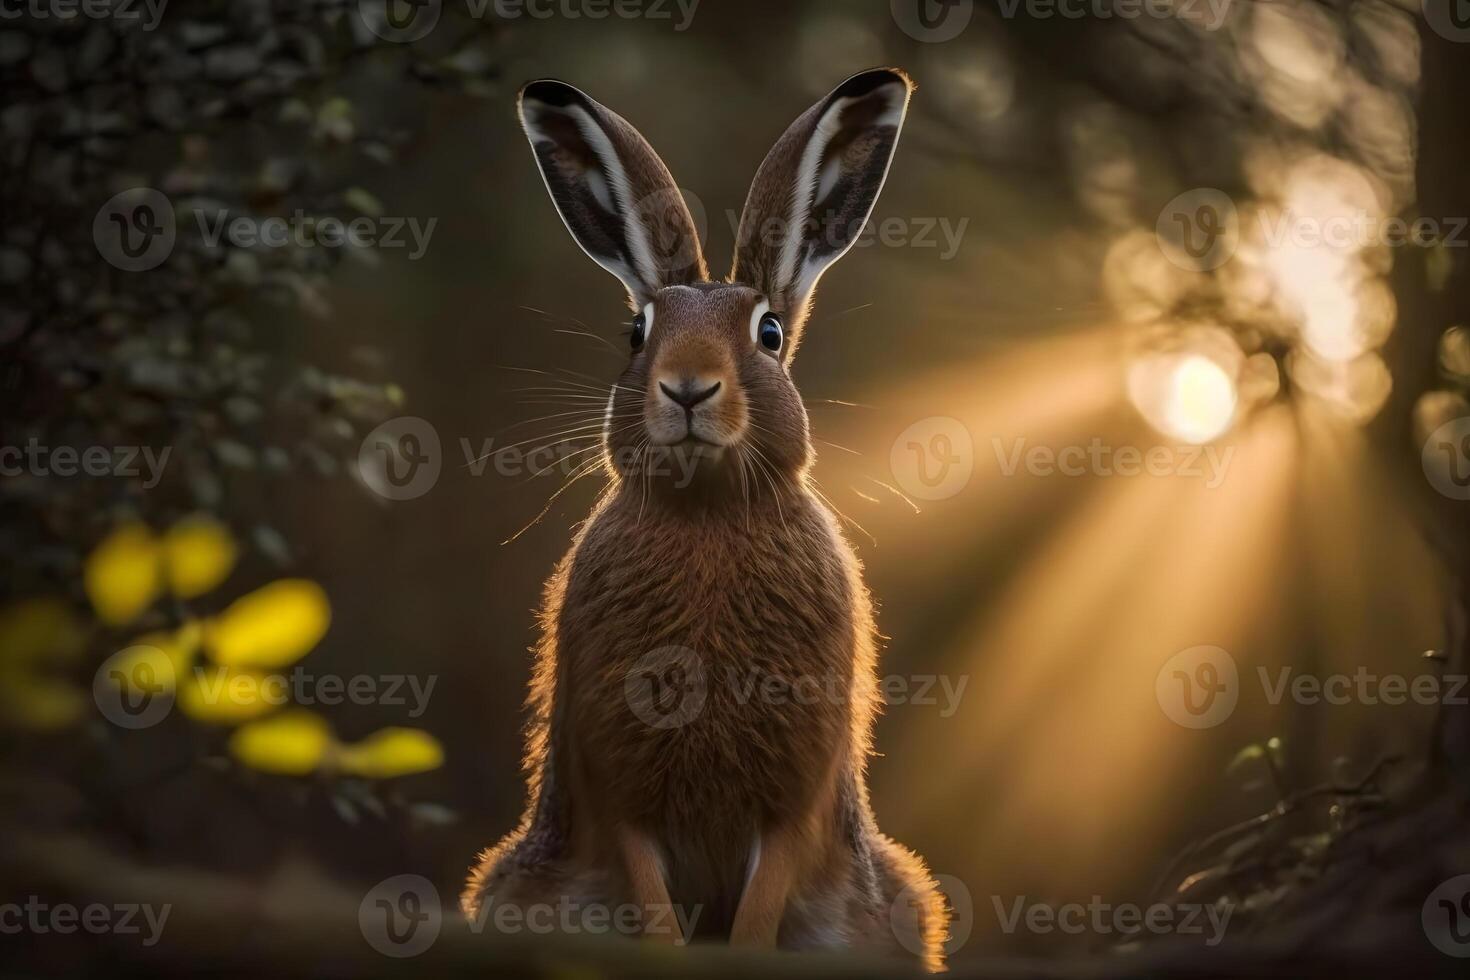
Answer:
731, 68, 913, 336
518, 80, 707, 307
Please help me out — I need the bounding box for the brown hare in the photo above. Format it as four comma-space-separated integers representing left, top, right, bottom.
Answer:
463, 68, 948, 971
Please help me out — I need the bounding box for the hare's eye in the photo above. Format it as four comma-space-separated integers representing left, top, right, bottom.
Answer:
749, 301, 782, 356
630, 303, 653, 350
758, 313, 783, 353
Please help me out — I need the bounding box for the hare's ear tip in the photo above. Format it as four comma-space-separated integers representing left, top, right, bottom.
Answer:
518, 79, 582, 109
837, 67, 915, 98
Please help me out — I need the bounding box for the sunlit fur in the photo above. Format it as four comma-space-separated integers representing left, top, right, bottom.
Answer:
464, 283, 946, 964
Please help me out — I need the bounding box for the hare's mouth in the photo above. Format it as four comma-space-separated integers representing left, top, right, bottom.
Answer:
673, 436, 728, 465
648, 424, 734, 452
645, 411, 742, 450
644, 373, 747, 452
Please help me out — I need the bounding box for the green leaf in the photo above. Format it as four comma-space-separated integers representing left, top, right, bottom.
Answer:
1226, 743, 1266, 775
343, 187, 382, 217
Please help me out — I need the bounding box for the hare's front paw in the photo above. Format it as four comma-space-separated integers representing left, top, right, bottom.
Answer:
617, 825, 685, 946
730, 825, 801, 948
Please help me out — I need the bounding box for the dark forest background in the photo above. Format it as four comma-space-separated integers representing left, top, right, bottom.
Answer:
3, 0, 1469, 975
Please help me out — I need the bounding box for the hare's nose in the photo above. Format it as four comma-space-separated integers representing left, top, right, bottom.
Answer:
659, 378, 721, 410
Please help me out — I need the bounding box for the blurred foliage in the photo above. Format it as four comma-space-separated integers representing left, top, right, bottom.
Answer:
0, 0, 495, 830
1140, 741, 1402, 951
1, 0, 497, 586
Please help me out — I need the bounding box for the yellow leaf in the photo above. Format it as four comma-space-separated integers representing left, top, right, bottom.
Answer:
178, 666, 284, 724
174, 619, 206, 656
164, 516, 238, 599
84, 524, 162, 626
1226, 743, 1266, 775
228, 709, 333, 775
0, 675, 86, 731
337, 728, 444, 778
103, 639, 189, 697
0, 598, 84, 667
207, 579, 331, 669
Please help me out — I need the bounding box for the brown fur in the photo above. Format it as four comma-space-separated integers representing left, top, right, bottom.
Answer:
465, 69, 947, 972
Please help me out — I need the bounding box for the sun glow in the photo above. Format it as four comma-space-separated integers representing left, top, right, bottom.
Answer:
1129, 350, 1239, 445
1162, 355, 1238, 444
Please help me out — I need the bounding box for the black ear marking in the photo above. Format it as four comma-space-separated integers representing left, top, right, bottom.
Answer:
520, 79, 583, 109
516, 79, 707, 305
829, 67, 912, 102
729, 68, 914, 341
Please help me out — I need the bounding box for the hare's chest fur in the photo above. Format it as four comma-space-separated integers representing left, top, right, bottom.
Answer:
557, 493, 862, 831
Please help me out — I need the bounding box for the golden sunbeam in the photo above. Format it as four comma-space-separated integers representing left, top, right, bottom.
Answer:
810, 326, 1123, 570
1291, 404, 1447, 753
877, 408, 1301, 904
